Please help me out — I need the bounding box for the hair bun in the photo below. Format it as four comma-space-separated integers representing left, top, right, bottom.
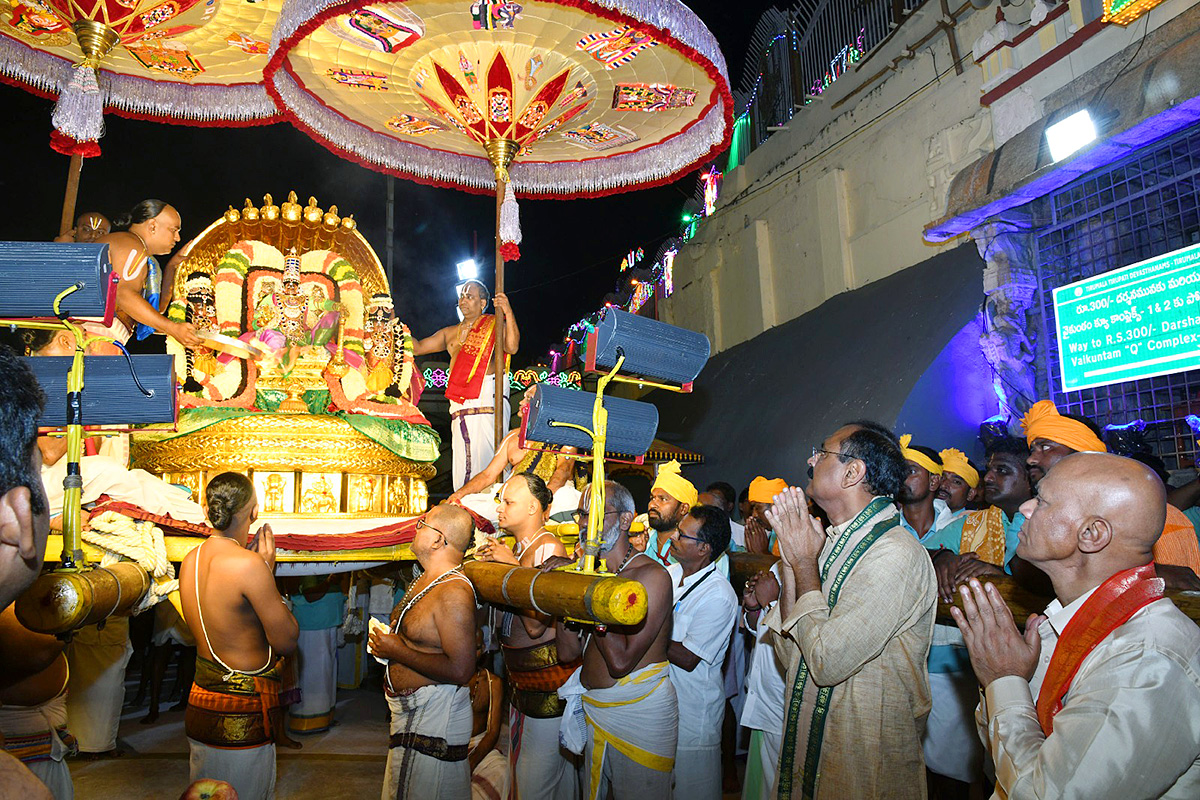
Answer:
111, 212, 133, 231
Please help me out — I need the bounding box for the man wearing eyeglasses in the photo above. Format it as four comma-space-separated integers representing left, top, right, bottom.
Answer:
368, 504, 479, 799
553, 482, 676, 800
764, 421, 936, 800
666, 505, 737, 800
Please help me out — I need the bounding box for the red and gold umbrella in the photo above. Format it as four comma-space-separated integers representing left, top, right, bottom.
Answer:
1, 0, 282, 227
265, 0, 732, 439
1, 0, 282, 151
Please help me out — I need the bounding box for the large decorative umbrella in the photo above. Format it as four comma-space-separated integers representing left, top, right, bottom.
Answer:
0, 0, 282, 226
264, 0, 732, 440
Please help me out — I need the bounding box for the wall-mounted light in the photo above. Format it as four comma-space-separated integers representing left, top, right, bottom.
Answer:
1046, 109, 1097, 163
456, 258, 478, 281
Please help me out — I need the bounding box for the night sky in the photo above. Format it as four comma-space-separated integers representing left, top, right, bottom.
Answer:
0, 1, 763, 368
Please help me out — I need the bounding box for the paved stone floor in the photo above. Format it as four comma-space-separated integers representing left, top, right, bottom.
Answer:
65, 659, 745, 799
68, 687, 389, 799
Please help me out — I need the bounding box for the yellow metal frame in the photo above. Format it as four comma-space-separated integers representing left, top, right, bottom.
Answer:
548, 353, 691, 578
1, 284, 115, 571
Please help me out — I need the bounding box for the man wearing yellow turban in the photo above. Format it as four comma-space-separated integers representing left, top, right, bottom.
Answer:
896, 435, 956, 543
935, 449, 979, 519
644, 460, 698, 568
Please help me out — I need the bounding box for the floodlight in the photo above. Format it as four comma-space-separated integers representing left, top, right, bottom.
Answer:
525, 384, 658, 457
456, 258, 478, 281
0, 242, 116, 320
591, 309, 710, 385
25, 355, 177, 426
1046, 109, 1096, 163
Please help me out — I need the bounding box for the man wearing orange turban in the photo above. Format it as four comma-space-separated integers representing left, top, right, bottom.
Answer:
1022, 400, 1200, 590
744, 476, 786, 555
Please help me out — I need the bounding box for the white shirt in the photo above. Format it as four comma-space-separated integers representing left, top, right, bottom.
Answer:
979, 587, 1200, 799
668, 560, 739, 749
740, 562, 786, 735
729, 520, 746, 550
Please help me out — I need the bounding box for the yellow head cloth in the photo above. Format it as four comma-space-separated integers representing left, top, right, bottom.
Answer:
748, 476, 788, 504
1020, 400, 1108, 453
938, 448, 979, 488
652, 460, 698, 507
899, 434, 943, 475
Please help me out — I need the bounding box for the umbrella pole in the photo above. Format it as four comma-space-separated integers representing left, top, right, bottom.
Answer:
493, 175, 506, 446
58, 154, 83, 237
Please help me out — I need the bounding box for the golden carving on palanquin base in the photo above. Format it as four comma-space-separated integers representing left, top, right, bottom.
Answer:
133, 415, 432, 517
132, 415, 434, 477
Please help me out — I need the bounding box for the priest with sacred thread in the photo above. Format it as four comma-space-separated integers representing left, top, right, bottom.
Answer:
413, 280, 520, 490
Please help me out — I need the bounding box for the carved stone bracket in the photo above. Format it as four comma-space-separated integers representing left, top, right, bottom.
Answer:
970, 210, 1040, 429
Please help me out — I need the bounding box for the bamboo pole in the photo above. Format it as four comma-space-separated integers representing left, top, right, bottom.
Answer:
58, 153, 83, 238
31, 540, 648, 632
464, 560, 647, 626
15, 562, 149, 635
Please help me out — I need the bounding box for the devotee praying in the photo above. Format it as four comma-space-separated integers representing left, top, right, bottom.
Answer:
1022, 400, 1200, 589
552, 481, 676, 800
475, 474, 581, 800
412, 280, 519, 490
666, 504, 738, 800
0, 349, 56, 800
953, 452, 1200, 798
96, 199, 203, 349
368, 503, 478, 799
743, 476, 786, 555
765, 421, 935, 799
179, 472, 299, 800
54, 211, 110, 243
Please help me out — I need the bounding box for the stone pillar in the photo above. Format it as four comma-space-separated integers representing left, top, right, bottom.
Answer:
970, 210, 1040, 428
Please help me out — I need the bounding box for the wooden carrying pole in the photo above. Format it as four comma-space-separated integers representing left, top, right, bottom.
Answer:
464, 560, 647, 626
25, 546, 649, 634
59, 154, 83, 237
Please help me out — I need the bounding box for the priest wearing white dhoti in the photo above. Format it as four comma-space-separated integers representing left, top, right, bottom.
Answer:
412, 282, 519, 490
666, 505, 738, 800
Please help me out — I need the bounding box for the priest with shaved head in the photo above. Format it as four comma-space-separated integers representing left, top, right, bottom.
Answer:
954, 453, 1200, 798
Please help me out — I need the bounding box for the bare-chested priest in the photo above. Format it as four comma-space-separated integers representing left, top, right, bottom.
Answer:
552, 481, 676, 799
368, 503, 478, 799
94, 199, 202, 349
476, 474, 581, 800
413, 280, 519, 490
179, 472, 299, 800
